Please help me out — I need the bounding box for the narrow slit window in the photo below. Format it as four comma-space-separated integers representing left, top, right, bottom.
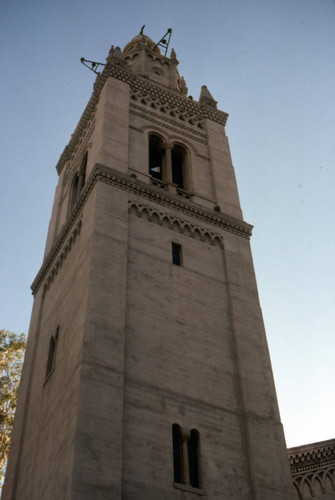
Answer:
188, 429, 200, 488
45, 327, 59, 380
172, 424, 183, 484
68, 152, 88, 214
69, 174, 79, 213
172, 242, 182, 266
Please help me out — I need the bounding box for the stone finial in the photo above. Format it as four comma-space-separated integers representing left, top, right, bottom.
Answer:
106, 45, 126, 67
199, 85, 217, 109
113, 47, 123, 59
170, 48, 177, 62
180, 76, 188, 96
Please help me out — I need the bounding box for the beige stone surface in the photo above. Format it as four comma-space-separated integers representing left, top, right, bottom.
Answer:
3, 33, 295, 499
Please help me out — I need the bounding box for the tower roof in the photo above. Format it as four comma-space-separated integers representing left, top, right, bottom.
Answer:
123, 34, 161, 57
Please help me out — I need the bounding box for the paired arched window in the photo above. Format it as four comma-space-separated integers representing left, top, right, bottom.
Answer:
69, 152, 88, 214
148, 134, 188, 191
172, 424, 200, 489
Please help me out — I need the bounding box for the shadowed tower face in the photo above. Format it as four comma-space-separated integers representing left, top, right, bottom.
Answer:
3, 31, 294, 499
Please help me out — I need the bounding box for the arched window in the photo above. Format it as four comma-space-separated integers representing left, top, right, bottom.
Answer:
171, 144, 186, 190
149, 134, 164, 180
68, 152, 88, 214
172, 424, 200, 488
79, 152, 87, 185
69, 174, 79, 213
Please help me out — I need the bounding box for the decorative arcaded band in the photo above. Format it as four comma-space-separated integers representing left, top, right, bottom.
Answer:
288, 440, 335, 497
129, 201, 224, 247
129, 103, 207, 145
32, 219, 82, 296
292, 467, 335, 498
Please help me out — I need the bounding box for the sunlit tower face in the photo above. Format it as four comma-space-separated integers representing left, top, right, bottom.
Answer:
2, 30, 294, 500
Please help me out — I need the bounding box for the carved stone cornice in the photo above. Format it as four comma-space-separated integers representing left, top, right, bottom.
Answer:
288, 440, 335, 476
93, 164, 252, 238
56, 59, 228, 175
32, 164, 252, 296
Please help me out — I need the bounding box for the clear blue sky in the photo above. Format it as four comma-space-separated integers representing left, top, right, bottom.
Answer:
1, 0, 334, 448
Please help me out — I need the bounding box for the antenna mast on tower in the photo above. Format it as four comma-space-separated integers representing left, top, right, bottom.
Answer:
154, 28, 172, 56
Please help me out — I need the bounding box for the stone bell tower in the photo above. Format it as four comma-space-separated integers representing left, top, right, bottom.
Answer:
3, 31, 294, 499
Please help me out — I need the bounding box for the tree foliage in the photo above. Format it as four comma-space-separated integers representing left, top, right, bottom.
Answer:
0, 330, 26, 484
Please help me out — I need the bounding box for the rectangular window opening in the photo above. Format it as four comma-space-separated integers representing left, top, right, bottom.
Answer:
172, 242, 182, 266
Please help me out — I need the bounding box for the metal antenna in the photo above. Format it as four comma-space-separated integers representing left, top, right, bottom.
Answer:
80, 27, 173, 76
80, 57, 105, 76
154, 28, 172, 56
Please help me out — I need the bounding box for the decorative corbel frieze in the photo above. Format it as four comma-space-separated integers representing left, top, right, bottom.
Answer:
33, 219, 82, 296
129, 201, 224, 247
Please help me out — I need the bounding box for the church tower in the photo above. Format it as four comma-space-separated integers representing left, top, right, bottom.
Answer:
3, 31, 294, 499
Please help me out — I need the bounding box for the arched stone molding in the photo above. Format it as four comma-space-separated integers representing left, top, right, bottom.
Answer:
145, 127, 169, 146
288, 440, 335, 498
300, 475, 313, 498
64, 119, 95, 185
38, 219, 82, 297
312, 473, 326, 494
323, 468, 335, 490
129, 201, 224, 248
293, 468, 335, 499
139, 123, 204, 159
130, 103, 207, 145
140, 124, 201, 160
292, 480, 301, 499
